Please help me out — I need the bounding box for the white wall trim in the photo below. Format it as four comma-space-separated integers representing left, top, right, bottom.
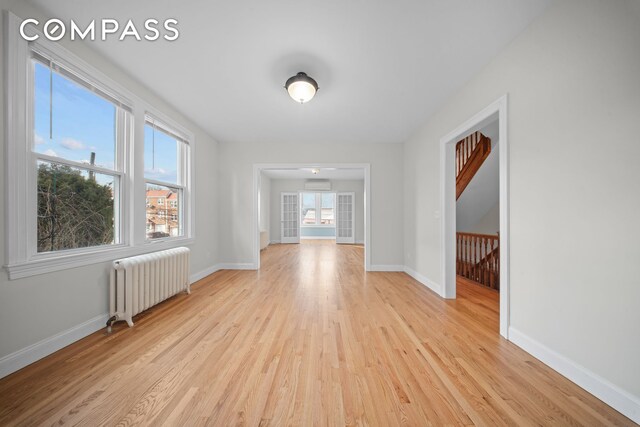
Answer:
440, 94, 510, 339
300, 236, 336, 240
6, 237, 196, 280
189, 264, 222, 283
216, 263, 256, 270
509, 327, 640, 424
368, 265, 405, 272
0, 314, 108, 379
404, 266, 442, 295
190, 262, 258, 283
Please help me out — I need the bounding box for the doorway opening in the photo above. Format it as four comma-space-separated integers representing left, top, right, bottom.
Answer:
252, 164, 370, 271
440, 96, 510, 338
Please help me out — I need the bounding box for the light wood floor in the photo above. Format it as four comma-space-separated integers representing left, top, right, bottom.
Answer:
0, 240, 633, 426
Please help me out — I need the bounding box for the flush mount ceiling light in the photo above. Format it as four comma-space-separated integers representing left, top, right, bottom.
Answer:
311, 168, 320, 174
285, 72, 318, 104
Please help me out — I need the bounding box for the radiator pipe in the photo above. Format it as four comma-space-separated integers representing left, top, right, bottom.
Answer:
106, 315, 117, 333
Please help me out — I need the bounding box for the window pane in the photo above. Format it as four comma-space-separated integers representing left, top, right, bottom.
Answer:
301, 192, 316, 225
321, 193, 335, 225
33, 61, 116, 169
144, 124, 179, 185
321, 192, 334, 207
37, 161, 115, 252
146, 183, 182, 239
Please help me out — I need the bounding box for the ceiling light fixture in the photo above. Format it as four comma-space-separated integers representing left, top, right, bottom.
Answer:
285, 72, 318, 104
311, 168, 320, 174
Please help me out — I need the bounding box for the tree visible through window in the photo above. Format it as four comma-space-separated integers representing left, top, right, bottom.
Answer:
4, 19, 196, 277
33, 60, 119, 252
37, 163, 114, 252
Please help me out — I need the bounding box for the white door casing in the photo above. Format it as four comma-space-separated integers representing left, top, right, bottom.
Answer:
440, 94, 509, 338
280, 192, 300, 244
336, 192, 355, 244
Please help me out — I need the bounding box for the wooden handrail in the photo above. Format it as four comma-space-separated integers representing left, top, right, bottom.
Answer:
456, 132, 491, 200
455, 232, 497, 239
456, 232, 500, 290
456, 132, 481, 176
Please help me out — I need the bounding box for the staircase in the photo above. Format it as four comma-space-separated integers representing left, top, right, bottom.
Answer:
455, 131, 499, 290
456, 232, 499, 290
456, 131, 491, 200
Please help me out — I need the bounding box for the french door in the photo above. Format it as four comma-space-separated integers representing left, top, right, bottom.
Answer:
280, 192, 300, 244
336, 192, 355, 244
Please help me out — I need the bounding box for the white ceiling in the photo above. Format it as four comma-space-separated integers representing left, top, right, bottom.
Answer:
262, 168, 364, 180
28, 0, 552, 145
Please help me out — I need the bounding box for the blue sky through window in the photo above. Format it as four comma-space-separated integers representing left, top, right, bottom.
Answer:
144, 124, 178, 185
33, 61, 116, 171
321, 192, 334, 208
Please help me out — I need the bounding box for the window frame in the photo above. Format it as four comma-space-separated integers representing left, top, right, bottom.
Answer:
143, 112, 193, 243
300, 192, 336, 228
29, 51, 128, 254
4, 13, 195, 279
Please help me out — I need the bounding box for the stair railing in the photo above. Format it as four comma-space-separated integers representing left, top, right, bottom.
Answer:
456, 232, 500, 290
455, 132, 491, 199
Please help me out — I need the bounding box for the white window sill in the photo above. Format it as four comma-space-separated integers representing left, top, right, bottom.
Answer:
300, 225, 336, 228
4, 237, 195, 280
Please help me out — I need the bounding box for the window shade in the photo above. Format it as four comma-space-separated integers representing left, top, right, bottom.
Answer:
145, 116, 190, 145
31, 49, 133, 113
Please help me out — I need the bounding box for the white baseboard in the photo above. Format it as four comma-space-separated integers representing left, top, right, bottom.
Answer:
0, 313, 108, 380
403, 266, 443, 295
368, 264, 405, 272
189, 264, 222, 283
216, 263, 256, 270
508, 327, 640, 424
270, 239, 364, 244
300, 236, 336, 240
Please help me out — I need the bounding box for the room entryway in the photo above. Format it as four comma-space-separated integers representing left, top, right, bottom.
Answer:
455, 123, 500, 292
253, 164, 370, 270
441, 96, 509, 338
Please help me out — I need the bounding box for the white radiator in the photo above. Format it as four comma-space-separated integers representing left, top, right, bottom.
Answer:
109, 247, 190, 329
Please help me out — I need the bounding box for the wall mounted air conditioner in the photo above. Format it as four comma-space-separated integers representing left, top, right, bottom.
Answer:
304, 179, 331, 191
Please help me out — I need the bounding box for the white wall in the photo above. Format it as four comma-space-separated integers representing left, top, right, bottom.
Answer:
259, 173, 271, 236
217, 143, 403, 267
404, 0, 640, 414
0, 1, 220, 370
456, 148, 499, 232
269, 179, 365, 243
465, 202, 500, 235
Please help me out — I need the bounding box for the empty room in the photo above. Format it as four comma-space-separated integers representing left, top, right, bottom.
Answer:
0, 0, 639, 425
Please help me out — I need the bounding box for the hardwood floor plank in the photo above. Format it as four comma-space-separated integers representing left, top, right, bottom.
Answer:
0, 241, 634, 426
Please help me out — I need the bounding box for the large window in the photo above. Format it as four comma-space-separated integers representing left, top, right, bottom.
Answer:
32, 54, 125, 252
301, 192, 335, 226
4, 14, 194, 279
144, 118, 190, 240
